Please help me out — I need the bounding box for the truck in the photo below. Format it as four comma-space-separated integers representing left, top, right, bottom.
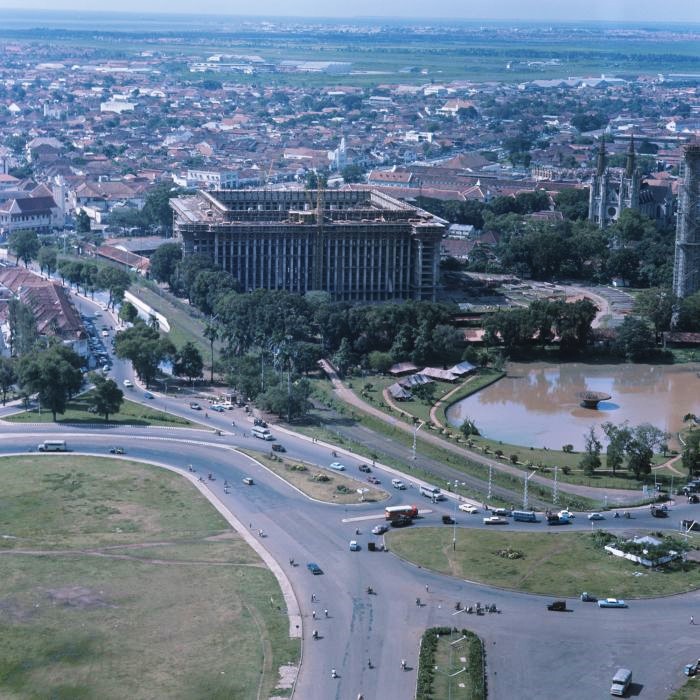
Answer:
547, 513, 570, 526
650, 505, 668, 518
512, 510, 537, 522
384, 505, 419, 522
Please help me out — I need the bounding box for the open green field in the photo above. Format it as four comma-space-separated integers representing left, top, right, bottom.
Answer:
5, 393, 199, 428
0, 456, 299, 699
388, 528, 700, 599
670, 678, 700, 699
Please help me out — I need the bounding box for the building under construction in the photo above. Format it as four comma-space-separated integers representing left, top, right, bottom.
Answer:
673, 145, 700, 300
170, 188, 444, 302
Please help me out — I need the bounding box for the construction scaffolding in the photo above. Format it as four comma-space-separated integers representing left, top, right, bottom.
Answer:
673, 145, 700, 300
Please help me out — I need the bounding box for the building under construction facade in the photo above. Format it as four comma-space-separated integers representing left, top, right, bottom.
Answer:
673, 145, 700, 300
170, 188, 444, 302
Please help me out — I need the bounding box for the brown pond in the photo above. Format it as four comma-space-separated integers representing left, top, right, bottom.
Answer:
446, 362, 700, 451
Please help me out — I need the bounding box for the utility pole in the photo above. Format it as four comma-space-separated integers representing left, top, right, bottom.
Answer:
487, 464, 493, 501
523, 470, 536, 510
553, 466, 558, 506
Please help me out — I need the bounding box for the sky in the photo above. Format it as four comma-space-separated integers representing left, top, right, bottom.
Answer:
1, 0, 699, 23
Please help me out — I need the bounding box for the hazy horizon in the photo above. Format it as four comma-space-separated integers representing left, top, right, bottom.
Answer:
0, 1, 699, 23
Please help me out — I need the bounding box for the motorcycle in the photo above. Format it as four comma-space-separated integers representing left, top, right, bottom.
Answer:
366, 586, 374, 595
613, 511, 620, 518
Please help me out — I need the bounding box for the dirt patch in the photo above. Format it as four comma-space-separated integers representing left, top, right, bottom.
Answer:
271, 663, 298, 695
205, 531, 240, 542
0, 598, 37, 623
45, 586, 113, 609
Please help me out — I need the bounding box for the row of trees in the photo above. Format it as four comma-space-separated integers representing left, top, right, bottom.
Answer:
57, 259, 132, 309
579, 422, 670, 479
483, 298, 598, 356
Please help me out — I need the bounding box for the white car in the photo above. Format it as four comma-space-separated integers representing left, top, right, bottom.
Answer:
349, 540, 360, 551
329, 462, 346, 471
123, 379, 133, 388
588, 512, 605, 521
483, 516, 508, 525
372, 524, 388, 535
391, 478, 406, 490
558, 510, 575, 519
459, 504, 479, 514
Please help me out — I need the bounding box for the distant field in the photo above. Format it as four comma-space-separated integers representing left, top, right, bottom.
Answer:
0, 456, 299, 699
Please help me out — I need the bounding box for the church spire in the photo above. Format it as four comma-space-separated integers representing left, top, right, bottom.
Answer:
596, 136, 607, 176
625, 134, 636, 178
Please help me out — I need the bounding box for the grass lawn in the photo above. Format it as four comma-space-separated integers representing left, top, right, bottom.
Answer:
5, 393, 200, 428
670, 678, 700, 699
387, 528, 700, 599
433, 631, 484, 700
240, 449, 387, 504
0, 456, 299, 699
309, 378, 598, 510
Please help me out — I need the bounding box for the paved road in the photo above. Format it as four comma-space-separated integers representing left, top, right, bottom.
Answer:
3, 423, 700, 699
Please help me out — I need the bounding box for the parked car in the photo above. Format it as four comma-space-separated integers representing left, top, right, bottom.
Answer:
367, 476, 381, 484
242, 477, 254, 485
588, 512, 604, 521
598, 598, 628, 608
329, 462, 346, 471
189, 402, 202, 410
271, 443, 286, 452
349, 540, 360, 551
483, 516, 508, 525
372, 524, 388, 535
307, 562, 323, 575
358, 464, 371, 473
459, 504, 479, 514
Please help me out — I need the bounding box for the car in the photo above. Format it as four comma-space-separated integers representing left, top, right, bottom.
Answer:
101, 330, 109, 337
367, 476, 381, 485
390, 515, 413, 528
307, 562, 323, 575
483, 516, 508, 525
442, 515, 455, 525
372, 524, 388, 535
329, 462, 346, 471
558, 509, 575, 519
588, 512, 605, 521
491, 508, 512, 517
598, 598, 628, 608
349, 540, 360, 551
242, 477, 254, 485
547, 600, 568, 612
580, 592, 598, 602
189, 402, 202, 410
459, 504, 479, 514
391, 478, 406, 490
358, 464, 371, 473
109, 446, 125, 454
123, 379, 133, 388
210, 404, 225, 413
143, 391, 154, 399
271, 443, 286, 452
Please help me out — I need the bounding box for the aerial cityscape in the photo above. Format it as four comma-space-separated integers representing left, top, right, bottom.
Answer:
1, 4, 700, 699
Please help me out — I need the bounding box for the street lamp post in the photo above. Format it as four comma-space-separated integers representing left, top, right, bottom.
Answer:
411, 421, 422, 460
523, 470, 536, 510
452, 480, 458, 551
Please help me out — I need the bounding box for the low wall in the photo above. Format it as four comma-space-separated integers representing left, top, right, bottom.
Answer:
604, 544, 679, 568
123, 290, 170, 333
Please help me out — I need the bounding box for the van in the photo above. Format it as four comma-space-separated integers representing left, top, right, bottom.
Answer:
391, 478, 406, 490
37, 440, 67, 452
610, 668, 632, 696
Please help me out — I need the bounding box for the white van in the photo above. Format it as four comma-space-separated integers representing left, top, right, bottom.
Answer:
610, 668, 632, 696
391, 478, 406, 490
37, 440, 67, 452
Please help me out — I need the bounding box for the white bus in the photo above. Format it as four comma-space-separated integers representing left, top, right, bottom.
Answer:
251, 426, 274, 440
419, 484, 445, 501
37, 440, 67, 452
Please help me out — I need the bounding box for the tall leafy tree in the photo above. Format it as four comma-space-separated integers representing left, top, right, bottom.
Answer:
0, 357, 17, 405
97, 267, 131, 310
149, 242, 182, 286
173, 342, 204, 383
113, 321, 175, 388
682, 431, 700, 478
7, 298, 38, 357
37, 246, 58, 278
9, 229, 40, 267
89, 374, 123, 421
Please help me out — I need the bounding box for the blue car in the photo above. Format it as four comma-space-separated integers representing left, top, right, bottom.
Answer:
306, 562, 323, 575
598, 598, 628, 608
144, 391, 154, 399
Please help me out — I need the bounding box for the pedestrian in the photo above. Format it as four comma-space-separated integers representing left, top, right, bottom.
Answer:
425, 584, 429, 592
324, 608, 328, 618
311, 593, 316, 602
312, 610, 316, 619
691, 616, 695, 625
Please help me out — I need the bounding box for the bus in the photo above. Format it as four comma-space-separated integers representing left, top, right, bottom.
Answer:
37, 440, 67, 452
419, 485, 445, 501
384, 505, 419, 521
251, 426, 274, 440
512, 510, 537, 522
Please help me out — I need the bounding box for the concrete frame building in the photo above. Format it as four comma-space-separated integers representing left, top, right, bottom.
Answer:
170, 188, 444, 302
673, 144, 700, 300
